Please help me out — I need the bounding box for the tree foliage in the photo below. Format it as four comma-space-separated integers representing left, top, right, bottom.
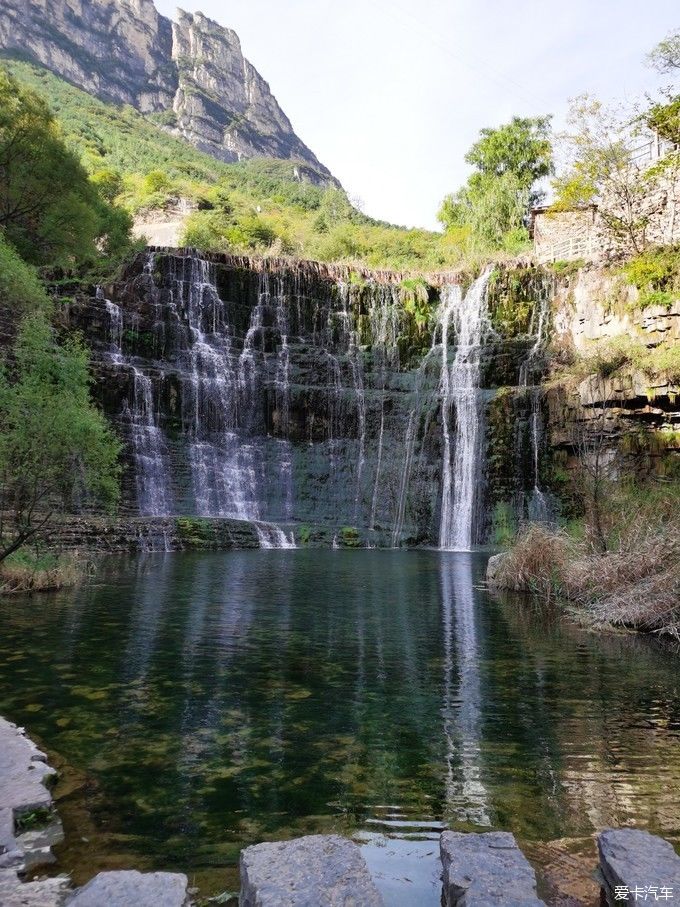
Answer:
647, 29, 680, 73
0, 67, 132, 270
438, 116, 553, 251
464, 116, 553, 186
0, 232, 50, 313
0, 313, 121, 561
552, 96, 656, 254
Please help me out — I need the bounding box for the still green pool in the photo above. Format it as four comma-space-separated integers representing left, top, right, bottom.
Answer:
1, 550, 679, 903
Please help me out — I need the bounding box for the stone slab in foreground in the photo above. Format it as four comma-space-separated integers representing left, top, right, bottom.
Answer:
440, 831, 546, 906
240, 834, 384, 906
598, 829, 680, 901
67, 870, 190, 907
0, 717, 55, 818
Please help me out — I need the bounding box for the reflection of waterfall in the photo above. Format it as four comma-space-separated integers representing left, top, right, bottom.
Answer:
439, 270, 492, 550
440, 553, 490, 825
519, 291, 551, 524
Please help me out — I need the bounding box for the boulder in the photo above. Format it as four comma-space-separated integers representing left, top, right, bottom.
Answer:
440, 831, 545, 906
598, 829, 680, 901
67, 870, 190, 907
485, 553, 506, 587
239, 834, 384, 906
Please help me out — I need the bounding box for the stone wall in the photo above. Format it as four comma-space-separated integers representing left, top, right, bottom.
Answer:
546, 265, 680, 483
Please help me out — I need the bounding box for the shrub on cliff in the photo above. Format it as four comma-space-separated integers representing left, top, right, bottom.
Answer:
0, 313, 121, 563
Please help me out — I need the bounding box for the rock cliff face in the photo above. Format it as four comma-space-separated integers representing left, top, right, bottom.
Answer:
0, 0, 334, 180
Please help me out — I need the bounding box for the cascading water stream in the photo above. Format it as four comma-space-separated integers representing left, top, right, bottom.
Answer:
96, 250, 553, 549
100, 285, 174, 515
129, 367, 174, 516
519, 290, 551, 523
438, 269, 492, 551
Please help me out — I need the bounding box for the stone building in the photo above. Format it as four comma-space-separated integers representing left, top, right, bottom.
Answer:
532, 136, 679, 263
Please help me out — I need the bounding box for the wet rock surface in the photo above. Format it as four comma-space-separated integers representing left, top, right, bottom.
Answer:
67, 870, 190, 907
598, 829, 680, 902
239, 834, 385, 906
440, 831, 546, 906
0, 717, 56, 819
0, 717, 67, 906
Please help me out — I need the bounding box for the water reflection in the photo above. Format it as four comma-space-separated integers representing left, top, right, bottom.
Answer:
0, 550, 679, 901
440, 552, 490, 825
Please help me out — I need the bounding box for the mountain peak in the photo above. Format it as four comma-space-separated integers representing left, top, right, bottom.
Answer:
0, 0, 335, 183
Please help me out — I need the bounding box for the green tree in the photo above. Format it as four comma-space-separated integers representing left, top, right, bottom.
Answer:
438, 116, 553, 250
464, 116, 553, 186
0, 313, 121, 561
0, 67, 131, 269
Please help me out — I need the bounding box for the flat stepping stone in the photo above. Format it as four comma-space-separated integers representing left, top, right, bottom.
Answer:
240, 834, 385, 906
598, 829, 680, 901
67, 870, 189, 906
440, 831, 546, 906
0, 867, 70, 907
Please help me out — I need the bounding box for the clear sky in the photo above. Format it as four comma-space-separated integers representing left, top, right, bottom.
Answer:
155, 0, 678, 230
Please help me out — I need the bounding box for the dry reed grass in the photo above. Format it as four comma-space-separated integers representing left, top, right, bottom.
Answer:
0, 556, 80, 594
493, 517, 680, 638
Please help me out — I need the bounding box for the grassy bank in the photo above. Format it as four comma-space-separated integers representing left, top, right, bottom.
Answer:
491, 484, 680, 639
0, 551, 81, 594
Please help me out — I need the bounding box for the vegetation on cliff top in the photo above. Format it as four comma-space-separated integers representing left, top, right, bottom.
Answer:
2, 57, 547, 271
2, 58, 463, 271
438, 116, 552, 255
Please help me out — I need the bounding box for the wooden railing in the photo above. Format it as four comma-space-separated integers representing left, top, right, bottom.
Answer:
628, 136, 678, 166
535, 234, 599, 264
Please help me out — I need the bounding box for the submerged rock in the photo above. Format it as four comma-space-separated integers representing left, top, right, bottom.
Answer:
440, 831, 545, 906
240, 834, 384, 906
598, 829, 680, 901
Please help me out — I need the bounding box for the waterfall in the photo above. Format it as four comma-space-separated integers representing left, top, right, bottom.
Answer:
391, 410, 416, 547
438, 270, 492, 551
519, 291, 551, 524
254, 522, 296, 549
129, 367, 174, 516
100, 285, 174, 516
103, 299, 123, 360
97, 249, 534, 546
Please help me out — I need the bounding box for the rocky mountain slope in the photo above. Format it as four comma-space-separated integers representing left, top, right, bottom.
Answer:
0, 0, 334, 182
